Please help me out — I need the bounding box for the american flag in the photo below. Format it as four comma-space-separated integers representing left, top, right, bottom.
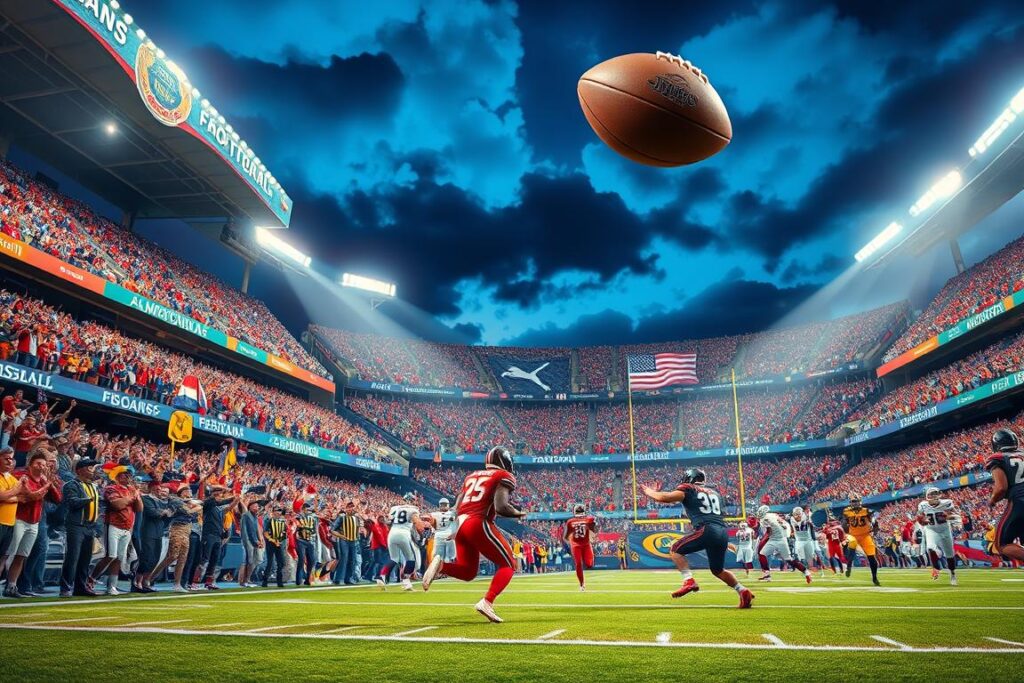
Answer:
627, 353, 698, 390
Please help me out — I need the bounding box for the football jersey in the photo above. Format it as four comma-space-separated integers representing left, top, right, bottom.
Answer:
431, 510, 457, 536
843, 506, 872, 535
565, 515, 596, 545
986, 451, 1024, 500
824, 523, 845, 544
676, 483, 725, 528
917, 499, 955, 527
734, 528, 754, 548
791, 517, 815, 541
760, 512, 788, 539
457, 468, 516, 519
388, 504, 419, 533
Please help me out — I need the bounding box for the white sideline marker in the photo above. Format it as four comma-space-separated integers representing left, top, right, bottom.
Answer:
247, 623, 323, 633
393, 626, 438, 637
656, 632, 671, 644
200, 623, 245, 629
762, 633, 786, 647
321, 626, 363, 634
123, 619, 191, 628
872, 636, 912, 651
986, 637, 1024, 647
25, 616, 120, 625
538, 629, 566, 640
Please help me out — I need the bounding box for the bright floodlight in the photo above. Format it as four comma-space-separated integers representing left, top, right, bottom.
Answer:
255, 226, 311, 268
968, 86, 1024, 158
341, 273, 396, 298
104, 122, 118, 136
854, 221, 903, 263
909, 170, 962, 217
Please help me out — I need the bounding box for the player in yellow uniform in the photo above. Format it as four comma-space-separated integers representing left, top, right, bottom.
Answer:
842, 494, 881, 585
617, 536, 628, 569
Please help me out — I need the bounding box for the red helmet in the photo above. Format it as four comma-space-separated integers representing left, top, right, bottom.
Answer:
746, 515, 757, 526
484, 446, 514, 474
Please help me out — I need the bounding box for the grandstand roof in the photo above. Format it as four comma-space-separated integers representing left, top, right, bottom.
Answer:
869, 123, 1024, 268
0, 1, 289, 227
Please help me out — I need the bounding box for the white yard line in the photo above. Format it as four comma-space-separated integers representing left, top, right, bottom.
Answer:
24, 615, 121, 625
4, 623, 1024, 654
762, 633, 786, 647
392, 626, 437, 637
198, 623, 245, 629
246, 623, 323, 633
655, 632, 671, 643
986, 637, 1024, 647
537, 629, 566, 640
872, 636, 913, 651
321, 625, 363, 634
122, 619, 192, 628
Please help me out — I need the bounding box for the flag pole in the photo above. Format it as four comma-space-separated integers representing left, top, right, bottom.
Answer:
731, 367, 747, 518
627, 363, 639, 524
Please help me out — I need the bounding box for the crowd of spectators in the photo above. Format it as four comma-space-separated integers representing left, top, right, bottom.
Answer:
617, 337, 743, 386
0, 290, 396, 464
575, 346, 615, 391
516, 467, 619, 512
676, 387, 816, 449
852, 330, 1024, 430
0, 160, 327, 378
885, 235, 1024, 361
790, 379, 880, 440
497, 403, 590, 455
755, 454, 848, 505
814, 410, 1024, 501
592, 402, 678, 453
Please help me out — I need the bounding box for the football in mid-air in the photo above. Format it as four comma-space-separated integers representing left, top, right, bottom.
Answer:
578, 52, 732, 167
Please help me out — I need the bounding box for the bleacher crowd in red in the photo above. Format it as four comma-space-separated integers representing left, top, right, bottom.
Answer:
0, 160, 328, 378
0, 290, 397, 464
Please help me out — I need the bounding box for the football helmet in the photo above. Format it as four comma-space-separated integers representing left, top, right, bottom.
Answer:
992, 428, 1019, 453
681, 468, 706, 485
438, 498, 450, 511
485, 446, 514, 474
573, 503, 586, 516
756, 505, 770, 519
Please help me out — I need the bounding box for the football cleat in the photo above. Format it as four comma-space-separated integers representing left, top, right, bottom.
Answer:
738, 588, 755, 609
402, 580, 414, 592
475, 598, 503, 623
844, 565, 852, 577
805, 573, 813, 585
931, 567, 939, 580
757, 573, 772, 582
671, 578, 699, 598
872, 577, 881, 587
376, 577, 386, 591
950, 574, 958, 586
422, 556, 442, 592
580, 584, 586, 592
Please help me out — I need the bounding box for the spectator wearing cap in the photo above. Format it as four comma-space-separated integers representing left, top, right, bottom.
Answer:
239, 497, 264, 588
135, 481, 173, 593
60, 457, 100, 597
89, 465, 142, 596
0, 447, 23, 574
331, 500, 360, 585
3, 449, 61, 598
192, 484, 237, 590
262, 505, 287, 588
150, 482, 201, 593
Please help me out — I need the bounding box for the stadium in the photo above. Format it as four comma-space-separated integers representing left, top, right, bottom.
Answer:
0, 1, 1022, 681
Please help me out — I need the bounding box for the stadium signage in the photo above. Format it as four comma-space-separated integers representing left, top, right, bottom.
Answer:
897, 405, 939, 429
0, 361, 399, 475
51, 0, 293, 227
877, 290, 1024, 377
0, 236, 334, 393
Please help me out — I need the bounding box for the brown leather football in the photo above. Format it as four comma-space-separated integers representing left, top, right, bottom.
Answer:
578, 52, 732, 167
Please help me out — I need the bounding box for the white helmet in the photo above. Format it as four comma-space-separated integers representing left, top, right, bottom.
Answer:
792, 506, 804, 519
438, 498, 450, 510
739, 521, 748, 529
925, 487, 941, 503
756, 505, 770, 519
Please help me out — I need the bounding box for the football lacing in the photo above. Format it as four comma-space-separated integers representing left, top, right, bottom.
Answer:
655, 51, 709, 84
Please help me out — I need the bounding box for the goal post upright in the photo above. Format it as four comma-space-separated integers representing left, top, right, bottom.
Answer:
731, 367, 747, 520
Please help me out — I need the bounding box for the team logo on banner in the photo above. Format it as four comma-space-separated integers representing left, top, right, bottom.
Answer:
641, 532, 683, 559
135, 43, 192, 127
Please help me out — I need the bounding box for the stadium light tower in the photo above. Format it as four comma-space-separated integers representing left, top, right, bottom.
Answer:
854, 221, 903, 263
341, 272, 396, 309
254, 226, 311, 268
909, 170, 962, 217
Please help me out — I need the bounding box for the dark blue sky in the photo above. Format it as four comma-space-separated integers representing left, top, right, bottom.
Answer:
119, 0, 1024, 346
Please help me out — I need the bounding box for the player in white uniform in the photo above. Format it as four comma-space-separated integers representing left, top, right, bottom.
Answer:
790, 508, 821, 577
378, 493, 425, 591
755, 505, 812, 583
430, 498, 458, 563
917, 487, 959, 585
732, 522, 755, 575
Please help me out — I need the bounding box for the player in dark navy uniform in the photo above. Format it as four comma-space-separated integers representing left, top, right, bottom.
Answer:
643, 468, 754, 608
986, 428, 1024, 563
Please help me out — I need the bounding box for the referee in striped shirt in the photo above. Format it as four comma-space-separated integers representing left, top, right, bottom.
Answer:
262, 506, 287, 588
331, 500, 360, 585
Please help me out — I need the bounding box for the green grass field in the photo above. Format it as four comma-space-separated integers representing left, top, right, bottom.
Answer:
2, 568, 1023, 681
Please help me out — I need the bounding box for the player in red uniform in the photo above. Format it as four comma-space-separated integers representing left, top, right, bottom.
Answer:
422, 446, 526, 622
822, 514, 847, 574
564, 504, 596, 591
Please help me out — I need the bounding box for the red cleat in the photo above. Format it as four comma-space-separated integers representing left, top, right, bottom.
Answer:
805, 573, 813, 584
738, 588, 755, 609
671, 578, 700, 598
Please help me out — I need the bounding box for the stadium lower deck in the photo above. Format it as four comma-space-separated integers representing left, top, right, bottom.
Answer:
3, 569, 1023, 681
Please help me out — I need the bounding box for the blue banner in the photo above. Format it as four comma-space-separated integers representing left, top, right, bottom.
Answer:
413, 438, 840, 466
627, 530, 714, 569
0, 361, 403, 475
486, 356, 572, 396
